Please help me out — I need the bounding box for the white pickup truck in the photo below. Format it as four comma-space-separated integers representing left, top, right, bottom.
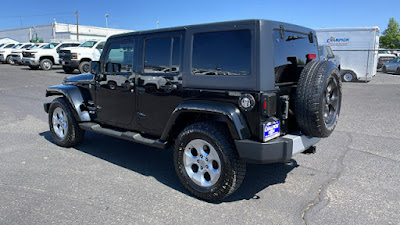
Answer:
22, 42, 80, 70
59, 40, 106, 73
0, 43, 33, 64
11, 43, 48, 65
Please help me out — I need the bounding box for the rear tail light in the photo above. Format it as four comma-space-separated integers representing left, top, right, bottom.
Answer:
306, 54, 316, 60
261, 93, 276, 117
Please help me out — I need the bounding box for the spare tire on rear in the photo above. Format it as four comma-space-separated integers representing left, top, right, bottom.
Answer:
295, 60, 342, 138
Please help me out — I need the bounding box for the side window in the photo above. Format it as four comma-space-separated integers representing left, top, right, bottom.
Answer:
192, 30, 251, 76
104, 41, 135, 73
144, 36, 181, 73
96, 42, 105, 50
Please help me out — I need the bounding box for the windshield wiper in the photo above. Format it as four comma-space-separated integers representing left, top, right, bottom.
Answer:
286, 35, 306, 41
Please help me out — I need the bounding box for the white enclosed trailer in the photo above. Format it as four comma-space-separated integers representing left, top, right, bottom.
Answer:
315, 27, 379, 82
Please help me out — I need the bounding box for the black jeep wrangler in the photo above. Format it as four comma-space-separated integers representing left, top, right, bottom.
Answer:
44, 20, 342, 201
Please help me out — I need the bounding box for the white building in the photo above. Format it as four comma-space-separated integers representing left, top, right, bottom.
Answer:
0, 22, 133, 43
0, 37, 19, 44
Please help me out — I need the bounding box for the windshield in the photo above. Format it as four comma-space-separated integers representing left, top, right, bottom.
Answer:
42, 43, 59, 49
12, 44, 23, 49
0, 44, 4, 48
379, 50, 391, 54
28, 44, 40, 49
79, 41, 97, 48
4, 44, 15, 48
21, 44, 32, 49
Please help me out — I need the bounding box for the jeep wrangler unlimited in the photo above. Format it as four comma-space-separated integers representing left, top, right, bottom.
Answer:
44, 20, 342, 201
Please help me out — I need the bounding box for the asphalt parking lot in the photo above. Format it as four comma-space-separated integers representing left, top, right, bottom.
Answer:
0, 64, 399, 225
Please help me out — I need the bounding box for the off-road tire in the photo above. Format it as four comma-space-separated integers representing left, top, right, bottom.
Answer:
63, 66, 75, 74
29, 65, 40, 70
78, 61, 91, 74
295, 60, 342, 138
340, 70, 356, 82
174, 122, 246, 202
40, 59, 53, 71
48, 97, 85, 147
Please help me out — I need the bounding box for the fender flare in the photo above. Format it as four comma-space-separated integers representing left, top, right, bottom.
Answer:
45, 85, 91, 122
160, 100, 250, 141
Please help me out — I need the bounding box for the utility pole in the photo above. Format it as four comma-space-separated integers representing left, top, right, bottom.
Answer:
74, 10, 79, 41
157, 21, 159, 29
105, 14, 109, 28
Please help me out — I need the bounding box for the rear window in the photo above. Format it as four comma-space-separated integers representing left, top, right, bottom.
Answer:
192, 30, 251, 76
273, 30, 317, 68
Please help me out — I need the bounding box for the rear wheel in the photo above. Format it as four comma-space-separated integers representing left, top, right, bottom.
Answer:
78, 61, 91, 73
174, 122, 246, 202
40, 59, 53, 70
296, 60, 342, 138
48, 97, 85, 147
63, 66, 75, 74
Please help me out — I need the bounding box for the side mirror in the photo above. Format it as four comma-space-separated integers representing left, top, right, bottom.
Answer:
327, 54, 334, 59
91, 61, 100, 75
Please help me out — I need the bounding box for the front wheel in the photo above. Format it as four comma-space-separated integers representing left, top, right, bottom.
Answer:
6, 55, 13, 64
382, 66, 387, 73
40, 59, 53, 70
395, 67, 400, 75
48, 97, 85, 147
174, 122, 246, 202
78, 61, 91, 73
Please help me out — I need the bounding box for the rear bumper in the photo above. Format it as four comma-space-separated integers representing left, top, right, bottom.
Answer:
235, 134, 320, 164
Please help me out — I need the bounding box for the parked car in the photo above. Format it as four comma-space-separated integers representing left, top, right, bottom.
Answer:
377, 49, 397, 70
44, 19, 342, 201
319, 45, 341, 69
0, 43, 33, 64
59, 40, 106, 74
10, 43, 47, 65
22, 42, 80, 70
382, 57, 400, 74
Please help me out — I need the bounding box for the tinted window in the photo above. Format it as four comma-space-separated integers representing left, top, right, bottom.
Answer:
104, 41, 135, 73
144, 36, 181, 73
274, 30, 317, 68
4, 44, 15, 48
192, 30, 251, 76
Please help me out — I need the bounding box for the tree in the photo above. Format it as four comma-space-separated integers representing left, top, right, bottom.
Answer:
380, 18, 400, 49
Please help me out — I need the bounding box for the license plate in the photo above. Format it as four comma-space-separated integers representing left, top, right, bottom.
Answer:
264, 121, 280, 142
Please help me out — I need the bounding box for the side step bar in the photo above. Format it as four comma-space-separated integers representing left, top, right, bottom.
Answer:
79, 122, 167, 149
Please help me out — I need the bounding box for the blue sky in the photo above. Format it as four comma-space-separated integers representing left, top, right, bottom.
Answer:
0, 0, 399, 34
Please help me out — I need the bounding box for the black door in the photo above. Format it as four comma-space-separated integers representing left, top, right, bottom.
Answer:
136, 33, 184, 135
95, 38, 136, 127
